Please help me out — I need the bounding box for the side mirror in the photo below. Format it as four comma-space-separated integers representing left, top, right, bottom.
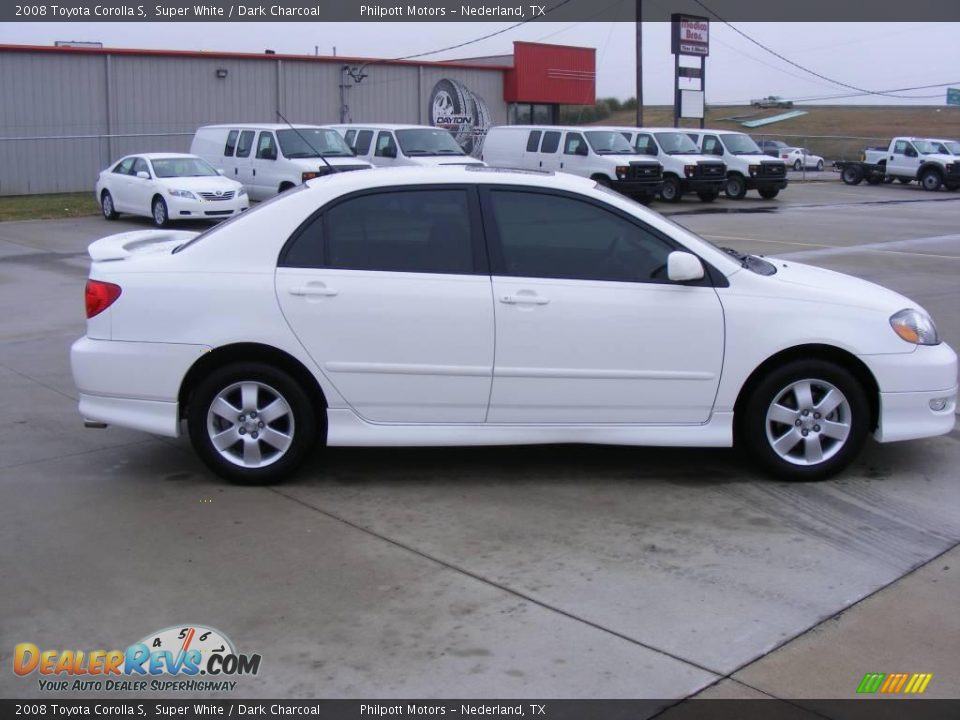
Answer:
667, 251, 705, 282
136, 171, 150, 180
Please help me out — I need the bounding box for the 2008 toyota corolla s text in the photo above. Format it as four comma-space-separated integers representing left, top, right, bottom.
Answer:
70, 166, 957, 484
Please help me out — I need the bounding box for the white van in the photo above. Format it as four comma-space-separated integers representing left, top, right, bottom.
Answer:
618, 127, 726, 203
481, 125, 663, 202
686, 129, 788, 200
190, 124, 372, 200
327, 124, 485, 168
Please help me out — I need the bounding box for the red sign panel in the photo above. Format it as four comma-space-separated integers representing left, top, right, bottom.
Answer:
504, 41, 596, 105
671, 14, 710, 57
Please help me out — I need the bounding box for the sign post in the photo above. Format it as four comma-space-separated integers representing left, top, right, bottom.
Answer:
671, 13, 709, 128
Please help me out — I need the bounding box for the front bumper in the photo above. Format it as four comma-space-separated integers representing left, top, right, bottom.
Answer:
612, 179, 664, 198
864, 342, 958, 443
166, 193, 249, 220
681, 177, 725, 193
745, 177, 788, 191
71, 337, 210, 437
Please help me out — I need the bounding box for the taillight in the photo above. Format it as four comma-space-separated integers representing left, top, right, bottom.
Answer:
85, 280, 122, 318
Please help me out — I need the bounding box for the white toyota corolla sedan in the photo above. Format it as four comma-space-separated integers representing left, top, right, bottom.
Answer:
95, 153, 249, 226
71, 166, 957, 484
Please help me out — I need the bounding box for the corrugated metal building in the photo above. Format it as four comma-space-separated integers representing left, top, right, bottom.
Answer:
0, 41, 595, 195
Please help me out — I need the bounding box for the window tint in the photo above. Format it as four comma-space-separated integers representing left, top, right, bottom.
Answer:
374, 131, 397, 157
633, 134, 659, 156
256, 132, 277, 159
564, 133, 586, 155
113, 158, 135, 175
488, 191, 673, 283
236, 130, 255, 158
354, 130, 374, 155
132, 157, 150, 177
540, 131, 561, 153
343, 129, 356, 148
282, 212, 325, 269
526, 130, 542, 152
224, 130, 238, 157
701, 135, 723, 156
324, 190, 475, 274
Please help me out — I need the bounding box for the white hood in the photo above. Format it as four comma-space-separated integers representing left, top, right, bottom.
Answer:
157, 175, 242, 193
405, 156, 485, 167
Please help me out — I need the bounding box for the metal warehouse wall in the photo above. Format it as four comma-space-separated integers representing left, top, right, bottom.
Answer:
0, 49, 507, 196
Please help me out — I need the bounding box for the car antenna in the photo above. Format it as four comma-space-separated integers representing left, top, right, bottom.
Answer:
275, 110, 339, 173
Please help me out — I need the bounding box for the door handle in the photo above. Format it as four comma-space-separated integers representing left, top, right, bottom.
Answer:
253, 169, 256, 176
290, 285, 338, 297
500, 294, 549, 305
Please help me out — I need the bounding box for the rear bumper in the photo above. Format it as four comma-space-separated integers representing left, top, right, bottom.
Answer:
71, 337, 210, 437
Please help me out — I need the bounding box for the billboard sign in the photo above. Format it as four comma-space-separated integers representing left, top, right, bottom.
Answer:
947, 88, 960, 107
671, 14, 710, 57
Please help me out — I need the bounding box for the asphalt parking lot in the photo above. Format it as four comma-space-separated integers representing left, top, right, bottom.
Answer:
1, 179, 958, 710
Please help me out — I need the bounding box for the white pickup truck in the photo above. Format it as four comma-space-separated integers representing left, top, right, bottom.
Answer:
839, 137, 960, 190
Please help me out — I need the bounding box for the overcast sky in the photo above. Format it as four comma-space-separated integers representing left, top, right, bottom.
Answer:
3, 22, 958, 105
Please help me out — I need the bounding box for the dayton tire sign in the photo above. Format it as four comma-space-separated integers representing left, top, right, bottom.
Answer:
429, 78, 491, 156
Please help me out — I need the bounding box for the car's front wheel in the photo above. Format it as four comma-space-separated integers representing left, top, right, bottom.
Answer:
152, 196, 169, 227
101, 191, 119, 220
816, 160, 824, 171
741, 360, 869, 481
724, 174, 747, 200
187, 362, 318, 484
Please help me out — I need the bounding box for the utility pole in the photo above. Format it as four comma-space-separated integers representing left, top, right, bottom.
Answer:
635, 0, 643, 127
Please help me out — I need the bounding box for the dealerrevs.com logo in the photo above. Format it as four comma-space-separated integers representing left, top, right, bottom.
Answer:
14, 625, 261, 692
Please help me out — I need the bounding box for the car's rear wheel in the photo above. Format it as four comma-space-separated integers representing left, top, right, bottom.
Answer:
152, 196, 169, 227
840, 166, 863, 185
724, 174, 747, 200
741, 360, 869, 481
816, 160, 824, 171
187, 362, 318, 485
100, 191, 119, 220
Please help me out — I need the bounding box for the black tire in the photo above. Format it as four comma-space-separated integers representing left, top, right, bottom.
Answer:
724, 174, 747, 200
660, 176, 682, 203
866, 175, 883, 186
429, 78, 474, 153
100, 190, 119, 220
793, 159, 802, 171
758, 188, 780, 200
696, 190, 719, 202
883, 175, 895, 184
841, 166, 863, 185
279, 182, 296, 193
151, 196, 169, 227
920, 168, 943, 192
897, 178, 912, 185
592, 174, 612, 188
187, 362, 319, 485
816, 160, 824, 171
946, 183, 959, 192
740, 359, 869, 481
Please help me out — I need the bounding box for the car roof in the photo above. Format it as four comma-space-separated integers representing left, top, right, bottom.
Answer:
120, 153, 205, 161
325, 123, 444, 131
198, 123, 325, 131
303, 164, 592, 193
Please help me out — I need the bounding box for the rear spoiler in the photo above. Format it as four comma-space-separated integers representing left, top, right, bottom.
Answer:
88, 229, 198, 262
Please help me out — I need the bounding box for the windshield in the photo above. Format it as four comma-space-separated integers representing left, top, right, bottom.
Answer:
277, 129, 353, 158
720, 133, 763, 155
913, 140, 938, 155
585, 131, 636, 155
654, 132, 700, 155
395, 128, 465, 156
151, 157, 218, 178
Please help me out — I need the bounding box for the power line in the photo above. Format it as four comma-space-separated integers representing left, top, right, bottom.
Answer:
693, 0, 959, 101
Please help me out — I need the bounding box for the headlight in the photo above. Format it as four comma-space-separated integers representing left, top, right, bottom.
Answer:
237, 187, 247, 197
615, 165, 628, 180
169, 189, 196, 199
749, 165, 759, 176
890, 308, 939, 346
684, 165, 696, 177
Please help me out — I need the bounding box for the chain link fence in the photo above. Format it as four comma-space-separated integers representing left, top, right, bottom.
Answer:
749, 133, 890, 181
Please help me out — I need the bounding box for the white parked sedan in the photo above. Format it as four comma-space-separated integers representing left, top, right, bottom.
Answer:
95, 153, 249, 226
71, 167, 957, 484
781, 147, 825, 171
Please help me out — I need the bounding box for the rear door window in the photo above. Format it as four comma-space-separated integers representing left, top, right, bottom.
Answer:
236, 130, 255, 158
113, 158, 135, 175
540, 131, 561, 154
224, 130, 238, 157
354, 130, 374, 155
526, 131, 542, 152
